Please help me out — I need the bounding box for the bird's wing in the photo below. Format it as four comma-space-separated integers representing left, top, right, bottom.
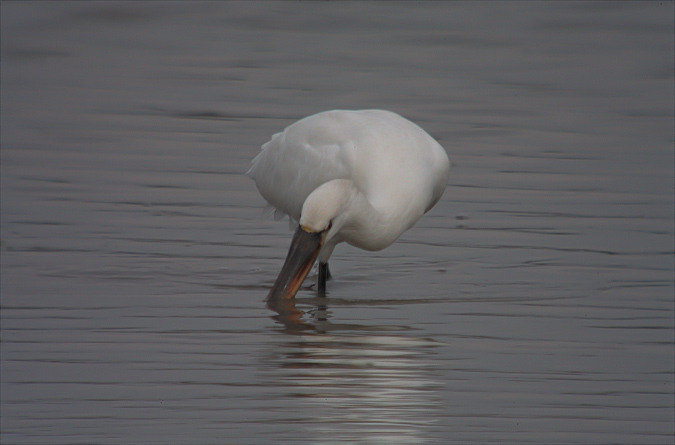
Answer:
247, 123, 350, 222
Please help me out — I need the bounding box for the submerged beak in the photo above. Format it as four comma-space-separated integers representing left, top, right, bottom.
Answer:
267, 225, 327, 303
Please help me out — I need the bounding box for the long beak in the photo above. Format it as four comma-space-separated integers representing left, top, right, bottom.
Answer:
267, 225, 326, 303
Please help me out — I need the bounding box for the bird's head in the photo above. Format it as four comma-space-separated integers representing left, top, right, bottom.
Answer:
266, 180, 355, 302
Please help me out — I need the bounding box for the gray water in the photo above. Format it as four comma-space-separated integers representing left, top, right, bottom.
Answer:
1, 2, 673, 443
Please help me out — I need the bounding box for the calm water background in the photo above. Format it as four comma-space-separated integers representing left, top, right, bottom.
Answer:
1, 2, 673, 443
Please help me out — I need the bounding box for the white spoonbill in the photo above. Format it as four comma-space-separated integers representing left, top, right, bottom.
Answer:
247, 109, 450, 303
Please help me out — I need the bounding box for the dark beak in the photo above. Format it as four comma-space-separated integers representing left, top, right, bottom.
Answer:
266, 225, 326, 303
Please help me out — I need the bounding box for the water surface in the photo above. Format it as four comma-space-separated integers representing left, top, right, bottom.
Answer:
1, 2, 673, 443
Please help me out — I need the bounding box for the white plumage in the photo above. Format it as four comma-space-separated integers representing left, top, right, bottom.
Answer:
247, 109, 450, 302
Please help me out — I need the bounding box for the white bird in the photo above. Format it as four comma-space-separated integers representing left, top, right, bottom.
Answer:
247, 110, 450, 304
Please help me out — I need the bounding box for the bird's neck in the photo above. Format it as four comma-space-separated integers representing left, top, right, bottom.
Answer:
340, 190, 411, 252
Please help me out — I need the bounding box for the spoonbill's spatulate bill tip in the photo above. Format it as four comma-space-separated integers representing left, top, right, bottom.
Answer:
247, 109, 450, 304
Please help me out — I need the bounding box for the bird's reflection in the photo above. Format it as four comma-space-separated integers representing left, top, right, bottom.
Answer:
263, 294, 443, 443
267, 298, 312, 332
267, 293, 331, 333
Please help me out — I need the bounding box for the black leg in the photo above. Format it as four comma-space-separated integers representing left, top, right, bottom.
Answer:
318, 262, 330, 297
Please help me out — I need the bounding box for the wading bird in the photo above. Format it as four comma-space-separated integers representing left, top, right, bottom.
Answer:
247, 110, 450, 305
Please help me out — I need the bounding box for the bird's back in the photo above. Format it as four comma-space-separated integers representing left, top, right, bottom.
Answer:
247, 110, 449, 227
